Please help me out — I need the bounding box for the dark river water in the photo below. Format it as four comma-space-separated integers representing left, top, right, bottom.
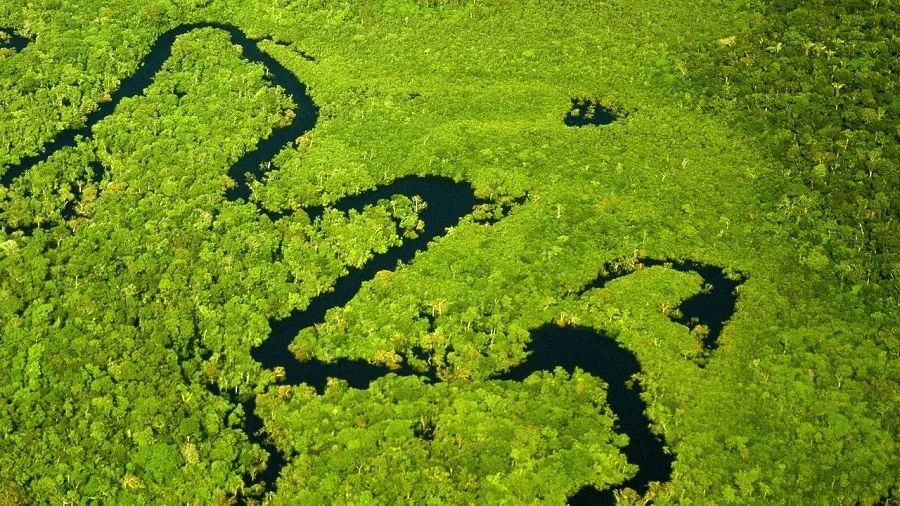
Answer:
2, 23, 745, 505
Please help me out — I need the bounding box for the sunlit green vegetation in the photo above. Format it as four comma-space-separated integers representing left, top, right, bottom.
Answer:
0, 0, 896, 504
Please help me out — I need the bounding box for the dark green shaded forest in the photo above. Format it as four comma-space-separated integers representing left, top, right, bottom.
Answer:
685, 0, 899, 306
0, 0, 897, 504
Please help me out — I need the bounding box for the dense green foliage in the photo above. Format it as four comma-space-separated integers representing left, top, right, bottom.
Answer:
0, 0, 897, 504
257, 372, 630, 504
685, 0, 899, 301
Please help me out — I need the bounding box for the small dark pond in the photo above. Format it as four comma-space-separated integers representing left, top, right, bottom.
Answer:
565, 98, 617, 127
2, 23, 745, 505
0, 28, 28, 53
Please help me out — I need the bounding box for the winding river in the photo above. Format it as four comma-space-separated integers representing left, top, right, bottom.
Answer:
1, 24, 743, 504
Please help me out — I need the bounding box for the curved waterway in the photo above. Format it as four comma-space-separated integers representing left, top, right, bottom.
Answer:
0, 22, 319, 227
1, 23, 745, 504
256, 245, 741, 503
